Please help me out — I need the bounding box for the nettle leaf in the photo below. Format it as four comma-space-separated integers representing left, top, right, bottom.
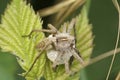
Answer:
0, 0, 46, 80
44, 6, 94, 80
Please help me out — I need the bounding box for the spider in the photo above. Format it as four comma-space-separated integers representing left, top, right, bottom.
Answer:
23, 19, 84, 77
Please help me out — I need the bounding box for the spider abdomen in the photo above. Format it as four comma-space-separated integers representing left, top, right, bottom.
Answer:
47, 49, 73, 64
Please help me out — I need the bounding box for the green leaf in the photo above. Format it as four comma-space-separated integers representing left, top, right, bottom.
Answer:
44, 60, 55, 80
0, 0, 93, 80
0, 0, 46, 79
75, 6, 93, 61
43, 6, 94, 80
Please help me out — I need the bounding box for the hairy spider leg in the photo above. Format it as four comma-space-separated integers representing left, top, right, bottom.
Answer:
23, 24, 58, 77
66, 18, 75, 71
65, 61, 71, 74
67, 18, 76, 33
68, 19, 84, 65
23, 46, 45, 77
73, 48, 84, 64
72, 19, 84, 65
62, 23, 67, 33
22, 24, 59, 38
24, 38, 53, 77
47, 24, 58, 33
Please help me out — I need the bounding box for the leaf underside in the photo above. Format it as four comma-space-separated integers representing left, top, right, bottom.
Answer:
0, 0, 93, 80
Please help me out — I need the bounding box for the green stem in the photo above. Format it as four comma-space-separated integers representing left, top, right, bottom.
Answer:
84, 48, 120, 67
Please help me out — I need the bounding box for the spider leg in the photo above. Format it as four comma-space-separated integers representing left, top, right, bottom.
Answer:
62, 23, 67, 33
24, 38, 53, 77
65, 61, 71, 74
22, 24, 58, 38
67, 18, 76, 33
22, 29, 56, 38
48, 24, 58, 33
23, 47, 46, 77
72, 48, 84, 64
71, 19, 84, 64
52, 61, 58, 71
24, 49, 47, 77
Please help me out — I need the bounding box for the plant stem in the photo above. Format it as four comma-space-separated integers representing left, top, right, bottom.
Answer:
37, 0, 75, 17
84, 48, 120, 67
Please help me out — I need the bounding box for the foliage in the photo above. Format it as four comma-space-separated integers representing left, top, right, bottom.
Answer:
0, 0, 93, 80
0, 0, 45, 79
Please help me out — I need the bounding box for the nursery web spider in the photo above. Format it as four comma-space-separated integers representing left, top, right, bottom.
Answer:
23, 19, 84, 77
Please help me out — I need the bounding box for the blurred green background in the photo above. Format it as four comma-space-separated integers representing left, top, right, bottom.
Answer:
0, 0, 120, 80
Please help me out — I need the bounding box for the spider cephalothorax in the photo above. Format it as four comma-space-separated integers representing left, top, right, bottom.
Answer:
24, 19, 84, 76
